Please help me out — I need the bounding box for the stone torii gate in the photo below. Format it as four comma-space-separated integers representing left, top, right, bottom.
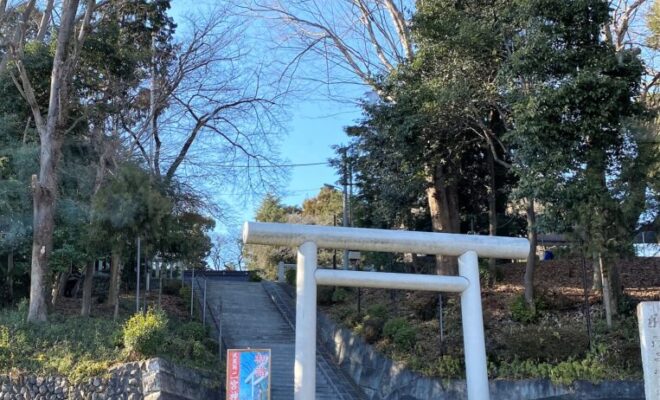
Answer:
243, 221, 529, 400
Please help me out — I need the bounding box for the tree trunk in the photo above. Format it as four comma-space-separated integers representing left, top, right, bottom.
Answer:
107, 248, 122, 308
592, 252, 602, 290
28, 173, 58, 321
524, 199, 537, 309
51, 269, 70, 307
26, 0, 81, 323
487, 151, 497, 286
81, 260, 95, 316
587, 145, 621, 326
36, 0, 54, 42
7, 251, 13, 303
426, 163, 460, 275
599, 253, 621, 329
599, 253, 613, 329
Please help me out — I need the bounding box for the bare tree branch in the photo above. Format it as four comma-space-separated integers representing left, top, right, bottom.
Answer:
0, 0, 8, 20
36, 0, 55, 42
12, 58, 46, 135
117, 4, 287, 200
381, 0, 413, 59
0, 0, 37, 76
247, 0, 414, 94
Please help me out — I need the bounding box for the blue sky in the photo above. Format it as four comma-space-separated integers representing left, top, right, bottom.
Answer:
267, 98, 360, 207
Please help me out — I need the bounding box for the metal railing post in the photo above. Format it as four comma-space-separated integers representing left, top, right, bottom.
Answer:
295, 241, 317, 400
459, 250, 490, 400
218, 313, 223, 363
203, 279, 207, 326
278, 261, 284, 282
190, 268, 195, 319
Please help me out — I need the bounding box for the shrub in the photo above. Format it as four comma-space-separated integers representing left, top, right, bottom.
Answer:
285, 268, 296, 286
617, 294, 637, 316
167, 337, 192, 358
412, 355, 464, 378
162, 279, 183, 295
123, 309, 168, 357
163, 330, 218, 370
192, 341, 207, 359
509, 295, 544, 324
409, 292, 438, 321
383, 317, 417, 350
110, 329, 124, 348
176, 321, 208, 341
393, 325, 417, 350
332, 288, 349, 303
356, 316, 385, 344
179, 284, 191, 299
284, 269, 296, 286
318, 286, 335, 305
339, 308, 361, 328
68, 359, 111, 383
548, 356, 607, 385
0, 326, 10, 369
202, 337, 220, 354
366, 304, 388, 320
17, 298, 28, 314
478, 262, 491, 283
248, 270, 263, 282
0, 326, 9, 348
383, 317, 408, 338
492, 344, 611, 385
179, 285, 192, 309
494, 326, 589, 363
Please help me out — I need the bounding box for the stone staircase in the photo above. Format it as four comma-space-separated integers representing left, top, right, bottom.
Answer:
204, 280, 364, 400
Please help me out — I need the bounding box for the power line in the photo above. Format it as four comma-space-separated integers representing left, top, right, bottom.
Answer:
209, 161, 329, 169
215, 188, 324, 197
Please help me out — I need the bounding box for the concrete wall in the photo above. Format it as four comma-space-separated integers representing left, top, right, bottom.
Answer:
316, 312, 644, 400
0, 358, 220, 400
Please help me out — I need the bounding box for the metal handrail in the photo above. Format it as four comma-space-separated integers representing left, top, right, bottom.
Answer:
191, 272, 224, 363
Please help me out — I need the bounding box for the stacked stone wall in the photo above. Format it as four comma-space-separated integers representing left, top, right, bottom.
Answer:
0, 358, 220, 400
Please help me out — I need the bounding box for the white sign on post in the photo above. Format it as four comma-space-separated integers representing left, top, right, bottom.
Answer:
638, 301, 660, 400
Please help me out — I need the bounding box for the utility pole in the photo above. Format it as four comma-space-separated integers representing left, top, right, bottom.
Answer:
342, 147, 349, 270
349, 158, 353, 227
333, 215, 337, 269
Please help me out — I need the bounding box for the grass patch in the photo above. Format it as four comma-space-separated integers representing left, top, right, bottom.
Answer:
0, 301, 123, 382
0, 293, 220, 382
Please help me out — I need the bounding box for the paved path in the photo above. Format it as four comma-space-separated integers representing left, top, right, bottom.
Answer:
203, 280, 364, 400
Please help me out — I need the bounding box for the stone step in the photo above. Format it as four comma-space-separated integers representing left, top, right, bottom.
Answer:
202, 280, 363, 399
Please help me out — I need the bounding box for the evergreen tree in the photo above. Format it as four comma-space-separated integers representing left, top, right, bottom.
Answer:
505, 0, 650, 326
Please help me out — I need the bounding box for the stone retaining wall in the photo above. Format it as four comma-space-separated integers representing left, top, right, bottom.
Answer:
316, 306, 644, 400
0, 358, 220, 400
